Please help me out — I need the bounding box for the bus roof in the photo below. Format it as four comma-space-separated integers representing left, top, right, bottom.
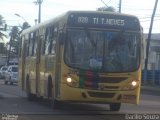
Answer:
21, 11, 140, 35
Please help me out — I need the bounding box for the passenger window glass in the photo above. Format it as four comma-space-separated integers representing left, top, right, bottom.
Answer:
45, 27, 54, 54
29, 32, 36, 56
51, 40, 56, 54
33, 35, 37, 55
26, 36, 30, 56
42, 35, 45, 55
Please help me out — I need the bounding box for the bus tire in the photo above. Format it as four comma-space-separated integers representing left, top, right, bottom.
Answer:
47, 76, 61, 109
109, 103, 121, 111
26, 75, 35, 101
47, 76, 52, 99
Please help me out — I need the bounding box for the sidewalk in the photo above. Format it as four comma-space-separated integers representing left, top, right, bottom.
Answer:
141, 84, 160, 96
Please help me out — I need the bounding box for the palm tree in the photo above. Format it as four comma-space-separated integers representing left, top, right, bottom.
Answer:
9, 26, 19, 40
22, 22, 30, 30
7, 26, 19, 64
0, 15, 7, 40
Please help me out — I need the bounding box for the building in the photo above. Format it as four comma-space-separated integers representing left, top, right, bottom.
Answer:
144, 33, 160, 70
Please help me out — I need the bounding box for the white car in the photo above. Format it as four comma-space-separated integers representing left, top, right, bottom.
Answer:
0, 66, 8, 79
4, 65, 18, 85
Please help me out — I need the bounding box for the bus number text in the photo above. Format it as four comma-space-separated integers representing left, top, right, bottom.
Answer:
78, 17, 88, 24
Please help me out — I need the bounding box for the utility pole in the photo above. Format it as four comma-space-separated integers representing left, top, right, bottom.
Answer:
119, 0, 122, 13
34, 0, 43, 23
144, 0, 158, 82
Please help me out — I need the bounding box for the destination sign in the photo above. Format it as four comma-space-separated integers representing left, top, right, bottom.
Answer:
67, 12, 140, 31
78, 17, 125, 26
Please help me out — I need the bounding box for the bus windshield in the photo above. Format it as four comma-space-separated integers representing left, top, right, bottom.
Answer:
65, 29, 140, 72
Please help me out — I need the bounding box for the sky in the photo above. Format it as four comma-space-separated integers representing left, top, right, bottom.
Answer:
0, 0, 160, 42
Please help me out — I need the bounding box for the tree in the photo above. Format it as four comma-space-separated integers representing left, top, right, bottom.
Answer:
0, 15, 7, 41
19, 22, 30, 34
9, 26, 19, 40
22, 22, 30, 30
7, 26, 19, 64
0, 15, 7, 56
9, 26, 19, 55
97, 6, 116, 12
0, 43, 7, 55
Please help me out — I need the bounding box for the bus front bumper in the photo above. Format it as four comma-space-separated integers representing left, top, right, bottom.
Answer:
60, 84, 140, 104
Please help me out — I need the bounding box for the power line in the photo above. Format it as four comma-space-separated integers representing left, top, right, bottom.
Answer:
140, 19, 160, 22
139, 15, 160, 19
100, 0, 108, 7
100, 0, 116, 7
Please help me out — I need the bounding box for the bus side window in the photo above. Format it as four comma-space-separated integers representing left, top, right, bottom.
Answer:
51, 27, 56, 54
32, 32, 36, 56
42, 28, 46, 55
33, 33, 37, 56
29, 33, 32, 56
29, 32, 36, 56
42, 35, 46, 55
45, 28, 49, 55
45, 26, 54, 55
26, 35, 30, 56
51, 39, 56, 54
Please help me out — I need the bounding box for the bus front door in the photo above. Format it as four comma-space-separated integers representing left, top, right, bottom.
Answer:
54, 33, 63, 99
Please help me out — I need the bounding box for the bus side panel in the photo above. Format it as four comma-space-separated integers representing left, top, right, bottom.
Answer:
54, 33, 63, 99
42, 55, 56, 98
18, 38, 23, 90
20, 40, 27, 91
18, 37, 27, 91
24, 56, 36, 95
39, 55, 47, 97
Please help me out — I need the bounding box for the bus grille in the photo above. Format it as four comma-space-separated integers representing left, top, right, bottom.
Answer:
87, 91, 115, 98
100, 77, 128, 83
104, 86, 119, 89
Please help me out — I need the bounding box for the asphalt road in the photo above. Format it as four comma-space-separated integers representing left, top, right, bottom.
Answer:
0, 80, 160, 120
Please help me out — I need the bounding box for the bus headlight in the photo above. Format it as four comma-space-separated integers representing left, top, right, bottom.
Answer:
67, 77, 72, 83
121, 80, 138, 90
66, 76, 79, 87
131, 81, 137, 87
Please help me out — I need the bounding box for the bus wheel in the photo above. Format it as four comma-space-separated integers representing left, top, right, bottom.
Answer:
109, 103, 121, 111
47, 77, 52, 99
26, 76, 35, 101
47, 77, 59, 109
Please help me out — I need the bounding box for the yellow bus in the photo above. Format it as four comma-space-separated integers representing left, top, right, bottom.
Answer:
18, 11, 143, 111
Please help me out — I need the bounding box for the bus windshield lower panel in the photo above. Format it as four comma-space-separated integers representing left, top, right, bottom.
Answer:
64, 29, 140, 73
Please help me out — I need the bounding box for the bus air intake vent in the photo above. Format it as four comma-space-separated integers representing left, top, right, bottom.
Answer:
104, 86, 119, 89
88, 91, 115, 98
100, 77, 128, 83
